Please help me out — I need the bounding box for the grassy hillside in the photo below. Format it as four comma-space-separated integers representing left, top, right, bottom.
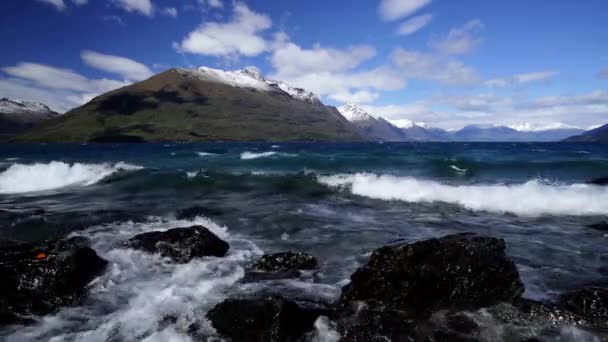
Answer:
16, 69, 364, 142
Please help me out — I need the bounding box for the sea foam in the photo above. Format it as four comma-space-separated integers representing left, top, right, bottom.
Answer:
0, 161, 142, 194
318, 173, 608, 217
240, 151, 278, 160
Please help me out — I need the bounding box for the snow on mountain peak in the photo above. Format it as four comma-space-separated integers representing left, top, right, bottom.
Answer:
181, 66, 322, 105
508, 122, 580, 132
0, 98, 53, 114
338, 103, 375, 122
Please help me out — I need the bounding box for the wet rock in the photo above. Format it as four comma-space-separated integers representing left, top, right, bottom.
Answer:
206, 296, 329, 342
588, 221, 608, 231
588, 177, 608, 186
0, 239, 107, 325
340, 233, 524, 316
175, 206, 223, 220
334, 302, 417, 342
125, 226, 229, 262
254, 252, 318, 272
512, 298, 586, 327
558, 287, 608, 326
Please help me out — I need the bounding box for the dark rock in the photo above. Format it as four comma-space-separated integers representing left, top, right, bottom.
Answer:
207, 296, 328, 342
340, 233, 524, 316
254, 252, 318, 272
334, 302, 417, 342
175, 206, 223, 220
0, 239, 107, 325
588, 221, 608, 231
558, 287, 608, 326
512, 298, 586, 326
124, 226, 229, 262
588, 177, 608, 186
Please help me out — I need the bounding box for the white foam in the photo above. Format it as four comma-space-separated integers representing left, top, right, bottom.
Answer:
0, 161, 143, 194
450, 165, 468, 173
318, 173, 608, 217
196, 152, 217, 157
5, 216, 261, 341
240, 151, 277, 160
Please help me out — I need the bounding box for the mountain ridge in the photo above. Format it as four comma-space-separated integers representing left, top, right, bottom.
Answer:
0, 98, 59, 137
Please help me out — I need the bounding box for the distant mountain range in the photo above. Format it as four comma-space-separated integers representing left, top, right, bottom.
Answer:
338, 104, 590, 142
563, 124, 608, 143
3, 66, 605, 143
0, 98, 58, 137
14, 67, 363, 142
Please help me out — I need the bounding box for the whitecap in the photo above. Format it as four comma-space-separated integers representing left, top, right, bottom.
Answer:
240, 151, 278, 160
318, 173, 608, 217
196, 152, 217, 157
450, 165, 468, 173
0, 161, 143, 194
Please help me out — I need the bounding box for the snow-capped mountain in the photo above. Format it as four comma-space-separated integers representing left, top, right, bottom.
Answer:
0, 98, 59, 137
179, 66, 323, 106
338, 103, 376, 122
0, 98, 54, 114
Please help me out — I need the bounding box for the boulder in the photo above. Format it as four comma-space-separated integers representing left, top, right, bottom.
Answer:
339, 233, 524, 316
334, 302, 417, 342
125, 226, 229, 262
0, 238, 107, 325
588, 177, 608, 186
207, 296, 329, 342
558, 287, 608, 326
588, 221, 608, 232
254, 252, 318, 272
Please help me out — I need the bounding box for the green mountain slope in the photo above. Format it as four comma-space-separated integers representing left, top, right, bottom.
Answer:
16, 68, 364, 142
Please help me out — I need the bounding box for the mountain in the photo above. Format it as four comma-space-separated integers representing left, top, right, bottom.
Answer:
563, 124, 608, 143
0, 98, 58, 137
15, 67, 364, 143
338, 104, 405, 141
401, 125, 450, 141
451, 124, 585, 142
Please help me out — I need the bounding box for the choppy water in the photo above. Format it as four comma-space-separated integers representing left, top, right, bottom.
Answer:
0, 142, 607, 341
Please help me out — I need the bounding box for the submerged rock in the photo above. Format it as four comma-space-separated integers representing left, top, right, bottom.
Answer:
254, 252, 318, 272
0, 238, 107, 325
334, 302, 417, 342
206, 296, 329, 342
588, 221, 608, 232
340, 233, 524, 316
125, 225, 229, 262
558, 287, 608, 326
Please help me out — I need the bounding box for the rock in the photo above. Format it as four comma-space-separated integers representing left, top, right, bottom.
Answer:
206, 296, 329, 342
0, 239, 107, 325
334, 302, 417, 342
558, 287, 608, 326
175, 206, 223, 220
512, 298, 586, 327
124, 226, 229, 262
588, 177, 608, 186
588, 221, 608, 231
339, 233, 524, 316
254, 252, 318, 272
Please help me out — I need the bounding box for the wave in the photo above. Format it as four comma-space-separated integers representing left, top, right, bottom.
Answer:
197, 152, 217, 157
240, 151, 297, 160
317, 173, 608, 216
0, 161, 143, 194
450, 165, 468, 173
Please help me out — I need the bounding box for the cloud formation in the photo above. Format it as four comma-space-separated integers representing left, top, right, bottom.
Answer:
111, 0, 154, 17
429, 19, 484, 55
177, 2, 271, 57
391, 48, 479, 85
36, 0, 66, 11
81, 50, 153, 81
485, 70, 559, 87
379, 0, 431, 21
397, 14, 433, 35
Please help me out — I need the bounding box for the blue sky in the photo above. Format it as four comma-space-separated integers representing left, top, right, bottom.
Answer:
1, 0, 607, 130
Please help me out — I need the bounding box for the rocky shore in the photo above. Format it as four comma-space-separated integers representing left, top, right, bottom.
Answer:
1, 217, 607, 341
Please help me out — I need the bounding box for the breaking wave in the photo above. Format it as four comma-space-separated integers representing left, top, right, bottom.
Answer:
0, 161, 143, 194
318, 173, 608, 217
240, 151, 296, 160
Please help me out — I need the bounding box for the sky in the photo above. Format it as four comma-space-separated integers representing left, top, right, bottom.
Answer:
0, 0, 607, 130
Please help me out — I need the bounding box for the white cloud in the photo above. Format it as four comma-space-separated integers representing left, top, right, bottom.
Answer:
484, 78, 508, 88
397, 14, 433, 35
329, 90, 380, 104
514, 70, 558, 84
177, 2, 271, 57
37, 0, 66, 11
429, 19, 484, 55
208, 0, 223, 8
81, 50, 153, 81
379, 0, 431, 21
271, 42, 376, 78
391, 48, 479, 85
111, 0, 154, 17
163, 7, 177, 18
0, 63, 128, 112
